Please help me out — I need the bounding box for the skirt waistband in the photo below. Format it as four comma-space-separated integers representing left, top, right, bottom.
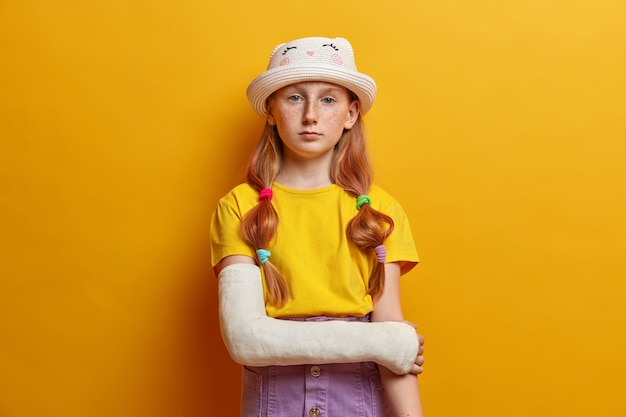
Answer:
279, 314, 371, 323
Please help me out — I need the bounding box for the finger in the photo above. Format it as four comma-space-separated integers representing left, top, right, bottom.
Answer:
417, 332, 425, 347
415, 355, 425, 367
418, 345, 425, 356
409, 364, 424, 375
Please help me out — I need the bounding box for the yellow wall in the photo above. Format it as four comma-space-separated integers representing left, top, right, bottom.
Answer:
1, 1, 625, 416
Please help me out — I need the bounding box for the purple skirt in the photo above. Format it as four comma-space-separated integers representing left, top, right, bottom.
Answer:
239, 316, 389, 417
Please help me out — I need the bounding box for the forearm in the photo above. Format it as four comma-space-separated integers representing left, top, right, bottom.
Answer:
379, 367, 423, 417
372, 262, 424, 416
218, 263, 419, 374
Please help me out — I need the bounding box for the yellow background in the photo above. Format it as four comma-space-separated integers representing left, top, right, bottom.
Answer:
1, 0, 625, 416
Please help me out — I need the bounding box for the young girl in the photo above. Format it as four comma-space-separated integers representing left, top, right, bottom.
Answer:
211, 36, 425, 417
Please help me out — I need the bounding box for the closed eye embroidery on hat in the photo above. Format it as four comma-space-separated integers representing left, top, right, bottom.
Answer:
281, 46, 297, 55
322, 43, 339, 51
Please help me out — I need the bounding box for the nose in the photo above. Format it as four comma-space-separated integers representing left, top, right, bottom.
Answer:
303, 100, 318, 124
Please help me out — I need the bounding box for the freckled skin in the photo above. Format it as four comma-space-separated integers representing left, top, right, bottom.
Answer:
267, 81, 359, 163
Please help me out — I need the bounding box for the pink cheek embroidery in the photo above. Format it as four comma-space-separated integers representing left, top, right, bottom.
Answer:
306, 51, 314, 56
279, 57, 290, 66
332, 54, 343, 65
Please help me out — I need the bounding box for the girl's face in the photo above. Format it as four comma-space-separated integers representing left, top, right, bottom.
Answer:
267, 81, 359, 163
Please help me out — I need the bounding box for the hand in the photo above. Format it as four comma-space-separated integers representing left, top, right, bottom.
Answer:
411, 331, 425, 375
401, 320, 425, 375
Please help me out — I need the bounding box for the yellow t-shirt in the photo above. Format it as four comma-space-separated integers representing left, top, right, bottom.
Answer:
210, 182, 419, 318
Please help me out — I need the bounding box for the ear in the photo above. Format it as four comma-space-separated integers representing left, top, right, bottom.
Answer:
266, 99, 277, 126
343, 100, 360, 130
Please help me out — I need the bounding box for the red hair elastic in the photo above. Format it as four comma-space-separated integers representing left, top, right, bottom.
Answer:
259, 188, 273, 201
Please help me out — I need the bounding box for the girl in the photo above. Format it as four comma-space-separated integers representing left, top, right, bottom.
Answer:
211, 36, 425, 417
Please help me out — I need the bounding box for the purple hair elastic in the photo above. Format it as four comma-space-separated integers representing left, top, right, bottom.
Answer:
259, 188, 273, 201
374, 245, 387, 263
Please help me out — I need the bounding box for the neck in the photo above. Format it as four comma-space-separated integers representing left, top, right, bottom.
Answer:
276, 152, 334, 190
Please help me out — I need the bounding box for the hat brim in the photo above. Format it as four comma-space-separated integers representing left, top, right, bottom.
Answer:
246, 64, 376, 118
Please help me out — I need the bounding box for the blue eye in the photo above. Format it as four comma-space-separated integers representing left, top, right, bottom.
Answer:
322, 97, 335, 104
288, 95, 303, 102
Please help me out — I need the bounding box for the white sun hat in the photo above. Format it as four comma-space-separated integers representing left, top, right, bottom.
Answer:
246, 36, 377, 118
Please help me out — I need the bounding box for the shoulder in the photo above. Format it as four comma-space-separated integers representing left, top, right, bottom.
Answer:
219, 183, 257, 201
216, 183, 258, 213
369, 184, 400, 209
369, 183, 393, 199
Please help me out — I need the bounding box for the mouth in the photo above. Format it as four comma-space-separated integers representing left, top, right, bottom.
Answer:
300, 131, 321, 139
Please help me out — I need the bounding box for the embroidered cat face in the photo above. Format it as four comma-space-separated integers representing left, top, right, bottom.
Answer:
266, 37, 357, 71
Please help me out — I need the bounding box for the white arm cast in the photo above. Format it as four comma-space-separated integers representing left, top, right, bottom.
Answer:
218, 263, 418, 375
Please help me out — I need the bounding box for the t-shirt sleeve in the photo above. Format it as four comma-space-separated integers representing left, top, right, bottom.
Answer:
210, 194, 256, 268
382, 198, 420, 275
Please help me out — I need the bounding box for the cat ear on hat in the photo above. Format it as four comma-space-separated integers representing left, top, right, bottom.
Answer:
332, 37, 355, 58
269, 43, 287, 62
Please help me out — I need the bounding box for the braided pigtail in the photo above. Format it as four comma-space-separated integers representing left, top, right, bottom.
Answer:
240, 124, 290, 307
331, 118, 394, 300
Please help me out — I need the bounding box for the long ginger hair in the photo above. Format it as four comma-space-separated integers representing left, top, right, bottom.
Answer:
241, 101, 394, 307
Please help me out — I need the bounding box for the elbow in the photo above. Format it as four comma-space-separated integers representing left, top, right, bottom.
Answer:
220, 325, 248, 364
219, 322, 265, 366
223, 341, 248, 365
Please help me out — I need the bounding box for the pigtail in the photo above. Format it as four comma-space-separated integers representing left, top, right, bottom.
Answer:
241, 124, 290, 307
331, 119, 395, 300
